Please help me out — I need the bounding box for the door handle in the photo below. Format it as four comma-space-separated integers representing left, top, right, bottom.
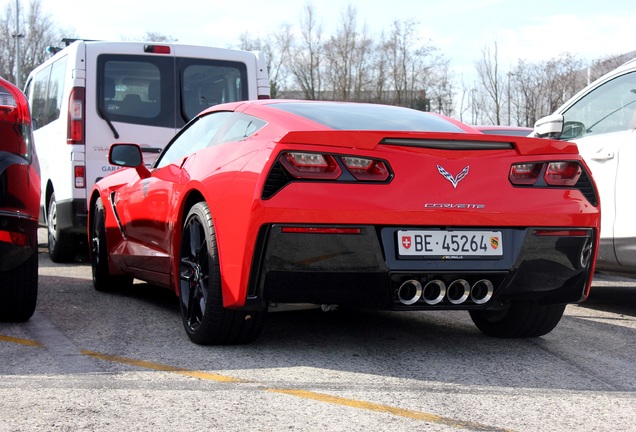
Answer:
590, 151, 615, 161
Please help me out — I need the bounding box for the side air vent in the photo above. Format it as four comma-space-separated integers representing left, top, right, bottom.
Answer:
262, 161, 292, 199
574, 169, 598, 207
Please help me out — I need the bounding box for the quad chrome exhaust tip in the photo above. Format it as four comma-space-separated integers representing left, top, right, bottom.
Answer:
397, 279, 422, 305
397, 278, 495, 306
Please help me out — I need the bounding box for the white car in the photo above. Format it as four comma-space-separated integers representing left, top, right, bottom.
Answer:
534, 58, 636, 275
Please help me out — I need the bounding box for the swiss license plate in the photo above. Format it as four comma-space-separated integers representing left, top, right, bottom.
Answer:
397, 230, 503, 257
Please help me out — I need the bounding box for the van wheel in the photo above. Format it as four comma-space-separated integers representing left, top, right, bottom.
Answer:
0, 253, 38, 322
179, 202, 265, 345
47, 192, 77, 263
91, 197, 133, 292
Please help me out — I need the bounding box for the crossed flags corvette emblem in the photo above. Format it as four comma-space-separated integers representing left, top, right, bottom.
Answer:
437, 165, 469, 188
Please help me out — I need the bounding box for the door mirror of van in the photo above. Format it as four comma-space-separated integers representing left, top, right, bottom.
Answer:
534, 114, 564, 139
109, 143, 143, 167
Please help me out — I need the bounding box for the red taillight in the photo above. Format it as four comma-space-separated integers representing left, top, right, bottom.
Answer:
0, 77, 31, 125
544, 162, 581, 186
144, 45, 171, 54
509, 161, 581, 187
67, 87, 85, 144
281, 226, 361, 234
75, 165, 85, 188
509, 163, 542, 185
0, 230, 29, 246
340, 156, 390, 181
280, 152, 342, 180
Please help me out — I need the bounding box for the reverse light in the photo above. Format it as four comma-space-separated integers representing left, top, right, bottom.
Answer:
544, 161, 581, 186
509, 163, 542, 185
75, 165, 86, 188
340, 156, 390, 181
279, 152, 342, 179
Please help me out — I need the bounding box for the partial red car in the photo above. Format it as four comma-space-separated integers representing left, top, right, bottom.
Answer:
0, 77, 40, 321
89, 100, 600, 344
473, 125, 533, 137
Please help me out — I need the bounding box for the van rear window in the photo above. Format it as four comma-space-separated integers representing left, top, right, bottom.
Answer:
97, 55, 249, 128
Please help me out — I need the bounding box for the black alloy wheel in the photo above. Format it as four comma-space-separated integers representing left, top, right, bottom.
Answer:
179, 202, 264, 345
90, 197, 132, 291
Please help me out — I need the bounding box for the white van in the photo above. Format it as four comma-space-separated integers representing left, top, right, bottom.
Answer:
24, 39, 270, 262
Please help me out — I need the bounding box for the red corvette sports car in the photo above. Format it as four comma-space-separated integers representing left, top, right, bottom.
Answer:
89, 100, 600, 344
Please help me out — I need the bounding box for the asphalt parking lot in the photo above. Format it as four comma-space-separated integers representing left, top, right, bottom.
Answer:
0, 234, 635, 431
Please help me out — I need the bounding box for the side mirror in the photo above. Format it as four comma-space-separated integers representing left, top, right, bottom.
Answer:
108, 143, 151, 178
109, 143, 143, 167
533, 114, 564, 139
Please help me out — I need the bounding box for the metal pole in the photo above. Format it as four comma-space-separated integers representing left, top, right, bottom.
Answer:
13, 0, 22, 88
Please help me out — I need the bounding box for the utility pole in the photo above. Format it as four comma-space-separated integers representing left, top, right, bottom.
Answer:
12, 0, 24, 88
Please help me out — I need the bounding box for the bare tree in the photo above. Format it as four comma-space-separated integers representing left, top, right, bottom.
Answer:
239, 26, 294, 99
475, 42, 504, 125
144, 31, 178, 43
322, 4, 373, 101
1, 0, 69, 87
289, 2, 324, 100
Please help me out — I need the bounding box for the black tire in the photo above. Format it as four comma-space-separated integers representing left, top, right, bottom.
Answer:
0, 252, 38, 322
179, 202, 265, 345
47, 192, 78, 263
90, 197, 133, 292
469, 301, 566, 338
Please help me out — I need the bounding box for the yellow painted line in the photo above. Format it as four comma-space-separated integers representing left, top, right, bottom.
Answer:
268, 388, 512, 432
0, 335, 44, 348
80, 350, 246, 383
80, 348, 511, 431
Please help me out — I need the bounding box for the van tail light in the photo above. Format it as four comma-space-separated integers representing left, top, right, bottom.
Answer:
67, 86, 85, 144
75, 165, 85, 188
279, 152, 342, 180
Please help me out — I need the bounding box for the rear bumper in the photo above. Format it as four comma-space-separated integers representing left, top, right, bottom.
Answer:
244, 224, 596, 310
0, 211, 39, 272
48, 199, 88, 234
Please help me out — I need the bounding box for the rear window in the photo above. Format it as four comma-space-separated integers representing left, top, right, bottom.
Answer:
98, 55, 249, 128
98, 55, 173, 127
271, 102, 465, 132
179, 59, 249, 122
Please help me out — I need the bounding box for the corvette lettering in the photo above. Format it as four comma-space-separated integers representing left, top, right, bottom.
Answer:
424, 203, 485, 209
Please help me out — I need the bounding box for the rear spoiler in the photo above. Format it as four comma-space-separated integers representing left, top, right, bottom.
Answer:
278, 131, 579, 155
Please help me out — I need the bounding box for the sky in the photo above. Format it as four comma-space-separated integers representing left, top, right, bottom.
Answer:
4, 0, 636, 80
